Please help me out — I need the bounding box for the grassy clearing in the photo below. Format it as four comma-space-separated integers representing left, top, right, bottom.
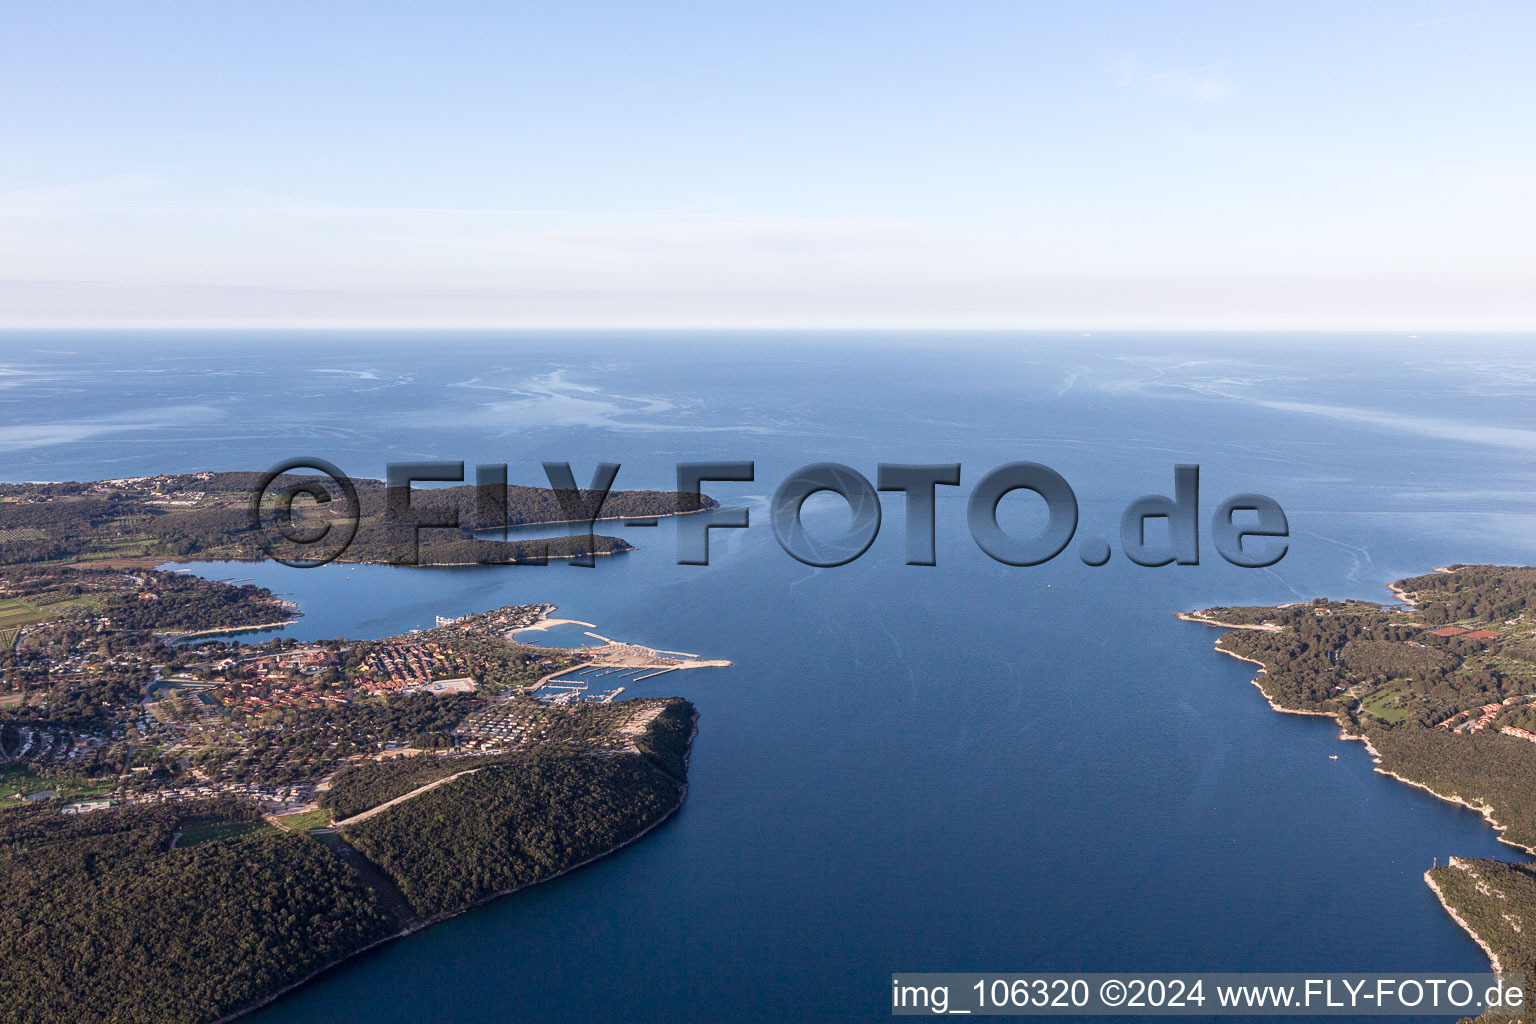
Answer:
177, 819, 275, 847
0, 765, 114, 804
274, 808, 332, 832
1489, 655, 1536, 682
1362, 688, 1414, 723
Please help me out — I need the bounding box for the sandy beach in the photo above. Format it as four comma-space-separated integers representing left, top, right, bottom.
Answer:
513, 616, 598, 638
1175, 611, 1283, 632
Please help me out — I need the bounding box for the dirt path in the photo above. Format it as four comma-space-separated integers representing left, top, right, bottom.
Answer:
331, 768, 482, 828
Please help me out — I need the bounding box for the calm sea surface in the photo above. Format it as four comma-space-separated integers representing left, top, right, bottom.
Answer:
4, 331, 1536, 1022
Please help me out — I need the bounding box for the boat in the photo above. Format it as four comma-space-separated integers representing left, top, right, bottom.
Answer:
1328, 754, 1338, 760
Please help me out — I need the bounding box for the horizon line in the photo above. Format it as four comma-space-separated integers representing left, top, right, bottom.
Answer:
3, 322, 1536, 334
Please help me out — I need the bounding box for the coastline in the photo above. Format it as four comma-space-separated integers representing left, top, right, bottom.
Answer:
1368, 754, 1536, 857
94, 546, 636, 571
213, 709, 699, 1024
74, 549, 638, 574
1387, 566, 1457, 607
1187, 579, 1536, 974
1225, 655, 1334, 719
1193, 609, 1536, 857
495, 505, 714, 529
73, 503, 720, 572
157, 619, 296, 641
1181, 613, 1333, 720
1174, 611, 1283, 633
1424, 865, 1504, 973
513, 611, 599, 638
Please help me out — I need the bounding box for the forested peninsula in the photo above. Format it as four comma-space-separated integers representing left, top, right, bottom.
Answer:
0, 470, 715, 566
1186, 566, 1536, 1011
0, 702, 696, 1024
0, 466, 724, 1023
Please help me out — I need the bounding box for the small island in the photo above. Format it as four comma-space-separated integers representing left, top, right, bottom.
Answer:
1186, 565, 1536, 1005
0, 556, 726, 1024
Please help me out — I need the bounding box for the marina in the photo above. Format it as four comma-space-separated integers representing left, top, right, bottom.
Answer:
523, 627, 729, 703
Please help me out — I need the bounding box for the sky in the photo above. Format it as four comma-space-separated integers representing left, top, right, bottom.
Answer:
2, 1, 1533, 330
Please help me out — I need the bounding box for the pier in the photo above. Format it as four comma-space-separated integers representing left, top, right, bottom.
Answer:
521, 618, 732, 700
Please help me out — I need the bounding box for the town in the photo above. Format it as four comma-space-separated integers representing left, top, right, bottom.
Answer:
1, 567, 727, 818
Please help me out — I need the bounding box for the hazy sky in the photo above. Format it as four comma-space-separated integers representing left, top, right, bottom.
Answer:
3, 1, 1533, 329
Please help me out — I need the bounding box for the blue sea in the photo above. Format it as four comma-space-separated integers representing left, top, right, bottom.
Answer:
4, 331, 1536, 1022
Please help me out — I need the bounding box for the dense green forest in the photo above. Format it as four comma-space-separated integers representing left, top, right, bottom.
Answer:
626, 698, 696, 780
186, 693, 484, 785
1, 564, 291, 633
0, 694, 698, 1023
1399, 566, 1536, 625
0, 472, 711, 566
1429, 858, 1536, 1022
1201, 587, 1535, 723
0, 800, 393, 1024
0, 494, 710, 1024
344, 749, 687, 917
1367, 726, 1536, 850
96, 572, 294, 632
1433, 860, 1536, 1024
1196, 566, 1536, 1017
323, 752, 512, 819
322, 699, 697, 819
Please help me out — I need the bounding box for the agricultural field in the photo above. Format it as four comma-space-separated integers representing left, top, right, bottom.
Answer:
72, 538, 162, 561
0, 593, 97, 631
0, 597, 48, 629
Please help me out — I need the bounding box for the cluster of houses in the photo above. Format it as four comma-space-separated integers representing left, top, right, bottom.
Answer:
5, 725, 105, 765
126, 778, 316, 811
193, 647, 348, 714
213, 677, 349, 715
356, 641, 476, 695
1417, 623, 1536, 737
453, 705, 542, 748
90, 472, 214, 495
192, 640, 484, 706
198, 647, 336, 682
1435, 694, 1536, 733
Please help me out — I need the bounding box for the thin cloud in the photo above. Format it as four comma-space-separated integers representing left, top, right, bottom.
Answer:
0, 175, 164, 217
1117, 58, 1231, 102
